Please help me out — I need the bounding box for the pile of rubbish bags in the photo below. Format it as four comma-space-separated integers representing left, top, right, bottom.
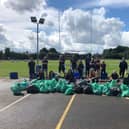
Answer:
10, 78, 129, 97
11, 78, 74, 95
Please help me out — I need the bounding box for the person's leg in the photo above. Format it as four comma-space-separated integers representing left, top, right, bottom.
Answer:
62, 64, 65, 76
85, 67, 87, 77
59, 63, 61, 73
86, 67, 89, 77
122, 70, 125, 78
85, 65, 87, 76
32, 72, 35, 79
119, 69, 122, 78
29, 71, 32, 80
43, 70, 45, 79
80, 70, 83, 78
46, 68, 48, 79
87, 67, 90, 77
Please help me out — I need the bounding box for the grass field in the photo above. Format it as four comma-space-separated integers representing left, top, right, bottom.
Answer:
0, 59, 129, 78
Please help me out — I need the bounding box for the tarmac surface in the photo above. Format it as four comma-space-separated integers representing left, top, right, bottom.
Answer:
0, 78, 129, 129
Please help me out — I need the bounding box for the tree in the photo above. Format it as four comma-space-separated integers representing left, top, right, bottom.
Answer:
49, 48, 58, 54
102, 45, 129, 59
40, 48, 48, 53
39, 48, 48, 59
0, 51, 3, 59
4, 48, 10, 59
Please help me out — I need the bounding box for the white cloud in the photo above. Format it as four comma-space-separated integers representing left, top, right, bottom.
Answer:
78, 0, 129, 9
121, 32, 129, 46
99, 0, 129, 7
76, 0, 98, 9
0, 0, 129, 54
1, 0, 47, 13
0, 24, 12, 49
60, 8, 124, 53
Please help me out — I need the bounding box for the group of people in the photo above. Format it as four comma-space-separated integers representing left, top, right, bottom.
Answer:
59, 54, 106, 79
28, 56, 48, 80
28, 54, 128, 81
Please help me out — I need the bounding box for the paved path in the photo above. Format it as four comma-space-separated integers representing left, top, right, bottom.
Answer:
0, 79, 129, 129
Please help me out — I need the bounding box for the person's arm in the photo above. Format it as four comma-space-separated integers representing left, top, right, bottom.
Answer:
119, 62, 121, 68
34, 62, 35, 67
126, 62, 128, 70
28, 62, 30, 67
82, 64, 84, 69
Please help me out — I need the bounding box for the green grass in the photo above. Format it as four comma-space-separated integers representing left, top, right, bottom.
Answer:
0, 59, 129, 78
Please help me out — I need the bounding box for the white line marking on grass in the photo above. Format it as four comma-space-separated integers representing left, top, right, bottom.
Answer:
0, 94, 31, 112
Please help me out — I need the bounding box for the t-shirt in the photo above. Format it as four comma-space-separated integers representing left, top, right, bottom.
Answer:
59, 55, 65, 64
42, 59, 48, 69
101, 63, 106, 71
119, 61, 128, 70
95, 60, 100, 70
28, 61, 35, 73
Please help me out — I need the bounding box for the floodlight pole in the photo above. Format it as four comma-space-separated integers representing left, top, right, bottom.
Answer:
90, 11, 92, 54
37, 23, 39, 64
58, 11, 61, 49
31, 17, 45, 65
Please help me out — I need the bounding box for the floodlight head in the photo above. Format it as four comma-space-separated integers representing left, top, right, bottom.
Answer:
39, 18, 45, 24
31, 16, 37, 23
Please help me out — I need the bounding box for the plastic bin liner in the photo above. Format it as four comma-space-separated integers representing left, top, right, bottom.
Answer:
11, 80, 29, 94
120, 84, 129, 97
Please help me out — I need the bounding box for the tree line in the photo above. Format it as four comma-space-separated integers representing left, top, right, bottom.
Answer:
103, 46, 129, 59
0, 45, 129, 60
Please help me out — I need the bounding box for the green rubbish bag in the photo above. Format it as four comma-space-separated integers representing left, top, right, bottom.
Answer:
11, 80, 29, 93
65, 88, 74, 95
91, 83, 102, 95
60, 85, 67, 93
11, 83, 21, 94
67, 84, 74, 89
47, 79, 57, 92
31, 83, 40, 90
120, 84, 129, 97
121, 90, 129, 97
55, 83, 61, 92
60, 79, 69, 93
55, 79, 66, 92
108, 80, 117, 88
50, 79, 58, 87
32, 80, 44, 89
40, 85, 49, 93
20, 80, 29, 89
31, 79, 38, 84
39, 81, 45, 88
41, 80, 55, 92
102, 85, 110, 95
120, 84, 129, 91
39, 82, 49, 93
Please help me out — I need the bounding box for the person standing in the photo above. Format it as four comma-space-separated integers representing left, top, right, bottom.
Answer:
59, 54, 65, 75
42, 56, 48, 79
101, 61, 106, 73
119, 57, 128, 78
78, 60, 84, 78
85, 54, 91, 77
94, 57, 101, 78
28, 57, 35, 80
89, 57, 95, 70
71, 54, 78, 72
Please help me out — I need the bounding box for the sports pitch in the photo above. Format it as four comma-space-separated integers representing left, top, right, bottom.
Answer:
0, 59, 129, 78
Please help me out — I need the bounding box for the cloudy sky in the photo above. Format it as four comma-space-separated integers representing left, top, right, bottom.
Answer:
0, 0, 129, 54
